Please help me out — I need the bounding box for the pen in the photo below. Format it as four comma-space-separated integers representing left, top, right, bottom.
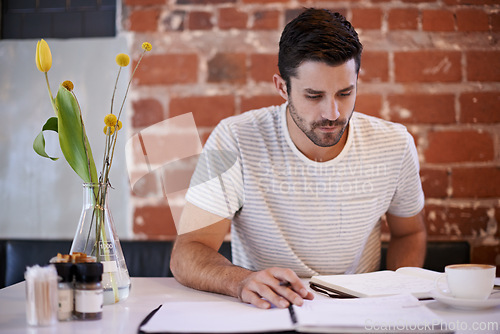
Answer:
279, 281, 298, 324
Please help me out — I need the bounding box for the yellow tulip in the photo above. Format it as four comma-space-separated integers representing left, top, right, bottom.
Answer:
36, 39, 52, 72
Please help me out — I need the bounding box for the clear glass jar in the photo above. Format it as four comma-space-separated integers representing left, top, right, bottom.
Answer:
70, 183, 131, 304
54, 263, 74, 321
74, 263, 103, 320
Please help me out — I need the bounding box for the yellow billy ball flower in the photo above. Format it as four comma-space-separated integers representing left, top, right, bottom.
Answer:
104, 126, 115, 135
62, 80, 74, 91
35, 39, 52, 72
117, 120, 123, 131
115, 53, 130, 67
104, 113, 117, 127
142, 42, 152, 52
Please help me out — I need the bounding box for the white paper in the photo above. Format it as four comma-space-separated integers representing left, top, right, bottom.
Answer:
140, 301, 293, 333
295, 294, 443, 331
311, 269, 439, 298
140, 294, 445, 333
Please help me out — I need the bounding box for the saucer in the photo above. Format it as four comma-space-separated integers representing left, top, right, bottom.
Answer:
431, 290, 500, 310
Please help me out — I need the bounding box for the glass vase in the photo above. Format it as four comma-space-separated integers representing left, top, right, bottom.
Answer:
70, 183, 131, 305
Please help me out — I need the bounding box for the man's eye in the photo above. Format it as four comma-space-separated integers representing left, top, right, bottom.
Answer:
339, 92, 352, 97
306, 95, 322, 100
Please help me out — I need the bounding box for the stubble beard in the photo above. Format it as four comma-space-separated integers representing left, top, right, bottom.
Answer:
288, 100, 352, 148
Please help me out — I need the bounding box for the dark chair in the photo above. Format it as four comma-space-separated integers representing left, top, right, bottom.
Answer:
1, 239, 469, 288
380, 241, 470, 272
4, 240, 72, 287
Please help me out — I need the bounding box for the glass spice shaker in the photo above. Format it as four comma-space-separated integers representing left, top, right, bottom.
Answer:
74, 263, 103, 320
53, 263, 74, 321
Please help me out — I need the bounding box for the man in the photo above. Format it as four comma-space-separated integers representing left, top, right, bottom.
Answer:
170, 8, 426, 310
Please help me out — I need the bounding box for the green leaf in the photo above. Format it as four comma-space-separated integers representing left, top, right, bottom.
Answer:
55, 86, 98, 184
33, 116, 59, 161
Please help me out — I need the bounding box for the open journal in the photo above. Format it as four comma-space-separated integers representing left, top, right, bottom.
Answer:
139, 294, 451, 333
309, 267, 442, 299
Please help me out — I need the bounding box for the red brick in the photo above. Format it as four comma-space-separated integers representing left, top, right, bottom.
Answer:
424, 204, 492, 237
242, 0, 287, 3
424, 130, 494, 163
299, 0, 359, 2
451, 167, 500, 198
422, 10, 455, 32
252, 10, 280, 30
218, 7, 248, 30
460, 92, 500, 123
125, 0, 165, 4
456, 9, 489, 32
188, 11, 213, 30
129, 9, 160, 32
133, 203, 177, 237
359, 51, 388, 82
177, 0, 235, 4
162, 165, 198, 194
169, 95, 235, 127
351, 8, 382, 30
470, 245, 500, 277
388, 94, 455, 124
200, 130, 212, 145
421, 168, 449, 198
130, 171, 160, 197
208, 53, 246, 84
241, 95, 284, 112
388, 8, 419, 30
162, 10, 186, 31
394, 51, 461, 83
443, 0, 498, 4
133, 54, 198, 85
133, 130, 202, 166
250, 54, 278, 83
355, 94, 383, 118
466, 51, 500, 82
284, 9, 305, 25
491, 12, 500, 32
132, 98, 164, 128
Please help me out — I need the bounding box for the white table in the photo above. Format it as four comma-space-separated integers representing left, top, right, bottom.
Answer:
0, 277, 499, 333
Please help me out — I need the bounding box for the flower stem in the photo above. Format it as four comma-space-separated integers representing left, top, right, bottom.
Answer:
110, 67, 122, 115
44, 72, 57, 116
116, 50, 146, 122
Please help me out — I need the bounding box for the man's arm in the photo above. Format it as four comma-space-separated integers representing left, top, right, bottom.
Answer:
385, 209, 427, 270
170, 202, 314, 309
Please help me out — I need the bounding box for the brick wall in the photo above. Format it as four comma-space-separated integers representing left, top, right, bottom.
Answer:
122, 0, 500, 271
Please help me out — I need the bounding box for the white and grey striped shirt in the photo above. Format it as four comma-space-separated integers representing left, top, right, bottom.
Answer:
186, 103, 424, 277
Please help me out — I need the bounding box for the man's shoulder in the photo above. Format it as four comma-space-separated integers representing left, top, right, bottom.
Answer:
220, 103, 284, 128
352, 112, 409, 140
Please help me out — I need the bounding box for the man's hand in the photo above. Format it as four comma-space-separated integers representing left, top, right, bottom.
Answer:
237, 267, 314, 309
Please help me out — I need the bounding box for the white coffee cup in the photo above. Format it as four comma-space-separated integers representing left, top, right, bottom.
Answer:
435, 264, 496, 300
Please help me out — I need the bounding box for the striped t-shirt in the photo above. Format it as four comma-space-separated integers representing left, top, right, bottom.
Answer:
185, 103, 424, 277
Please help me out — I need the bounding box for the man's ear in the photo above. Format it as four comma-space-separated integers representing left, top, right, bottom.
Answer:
273, 74, 288, 101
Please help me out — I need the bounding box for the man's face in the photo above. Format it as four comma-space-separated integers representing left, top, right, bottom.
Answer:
286, 59, 357, 148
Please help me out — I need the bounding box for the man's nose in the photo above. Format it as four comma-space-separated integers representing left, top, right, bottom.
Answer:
321, 99, 340, 121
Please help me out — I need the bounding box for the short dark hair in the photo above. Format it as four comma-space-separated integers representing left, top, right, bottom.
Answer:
278, 8, 363, 90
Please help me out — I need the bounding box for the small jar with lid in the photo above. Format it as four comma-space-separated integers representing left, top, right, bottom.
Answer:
74, 263, 103, 320
53, 262, 74, 321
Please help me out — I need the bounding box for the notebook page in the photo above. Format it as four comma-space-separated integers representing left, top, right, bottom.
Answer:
295, 294, 443, 330
312, 271, 435, 297
140, 301, 293, 333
